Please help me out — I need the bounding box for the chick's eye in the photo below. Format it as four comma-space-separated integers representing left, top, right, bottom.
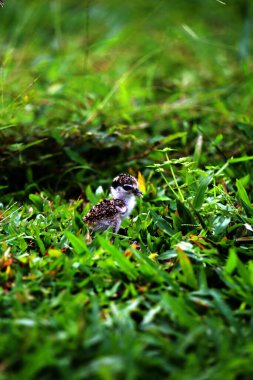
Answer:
123, 185, 132, 191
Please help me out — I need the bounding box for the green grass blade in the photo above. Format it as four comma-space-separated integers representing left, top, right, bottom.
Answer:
97, 235, 138, 280
229, 156, 253, 163
210, 290, 238, 329
176, 199, 196, 232
65, 230, 89, 255
29, 194, 44, 212
150, 210, 175, 235
225, 248, 238, 274
236, 179, 251, 206
176, 244, 197, 289
236, 179, 253, 217
192, 174, 212, 211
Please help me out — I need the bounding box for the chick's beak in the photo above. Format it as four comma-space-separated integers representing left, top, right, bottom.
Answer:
134, 188, 143, 197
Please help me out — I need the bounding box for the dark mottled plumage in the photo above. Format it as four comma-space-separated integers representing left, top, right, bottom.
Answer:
84, 199, 127, 232
84, 199, 126, 222
111, 173, 138, 189
0, 1, 4, 8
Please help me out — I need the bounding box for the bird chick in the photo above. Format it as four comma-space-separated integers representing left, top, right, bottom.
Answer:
83, 173, 143, 233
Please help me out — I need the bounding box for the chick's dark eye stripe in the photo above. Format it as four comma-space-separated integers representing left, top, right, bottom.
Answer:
123, 185, 133, 191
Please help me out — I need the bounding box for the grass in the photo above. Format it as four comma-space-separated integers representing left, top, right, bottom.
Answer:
1, 0, 253, 379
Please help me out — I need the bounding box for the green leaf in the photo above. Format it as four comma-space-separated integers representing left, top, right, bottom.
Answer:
213, 216, 231, 235
225, 248, 238, 274
150, 210, 175, 235
65, 231, 89, 255
241, 200, 253, 217
142, 305, 161, 326
86, 185, 101, 204
29, 194, 44, 212
248, 261, 253, 286
192, 174, 212, 211
34, 228, 46, 255
236, 179, 251, 206
229, 155, 253, 163
133, 248, 169, 284
236, 179, 253, 217
176, 199, 196, 233
237, 258, 251, 285
162, 293, 196, 327
176, 244, 197, 289
9, 139, 47, 152
97, 235, 138, 280
210, 290, 237, 329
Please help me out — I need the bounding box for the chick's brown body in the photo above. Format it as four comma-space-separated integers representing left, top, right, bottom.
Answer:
84, 199, 127, 232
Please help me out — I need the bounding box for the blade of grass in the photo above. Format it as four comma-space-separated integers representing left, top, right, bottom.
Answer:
97, 235, 138, 280
176, 244, 197, 289
65, 230, 89, 255
236, 179, 251, 206
192, 174, 212, 211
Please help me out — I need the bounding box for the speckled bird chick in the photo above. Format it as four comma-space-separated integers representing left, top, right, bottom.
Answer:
83, 173, 143, 233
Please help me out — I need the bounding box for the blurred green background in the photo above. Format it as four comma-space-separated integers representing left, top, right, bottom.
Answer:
0, 0, 252, 199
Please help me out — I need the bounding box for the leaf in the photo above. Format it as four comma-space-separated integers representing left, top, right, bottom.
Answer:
162, 293, 195, 327
213, 215, 231, 235
210, 290, 237, 329
150, 210, 175, 235
198, 266, 208, 289
138, 171, 146, 194
48, 248, 63, 258
236, 179, 253, 217
132, 247, 171, 285
97, 236, 138, 280
240, 200, 253, 218
248, 261, 253, 287
35, 229, 46, 255
236, 179, 251, 206
192, 174, 212, 211
157, 250, 177, 261
142, 305, 161, 326
229, 156, 253, 164
86, 185, 101, 204
237, 258, 251, 285
9, 139, 48, 152
176, 244, 197, 289
65, 231, 89, 255
176, 199, 196, 233
29, 194, 44, 212
225, 248, 238, 274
